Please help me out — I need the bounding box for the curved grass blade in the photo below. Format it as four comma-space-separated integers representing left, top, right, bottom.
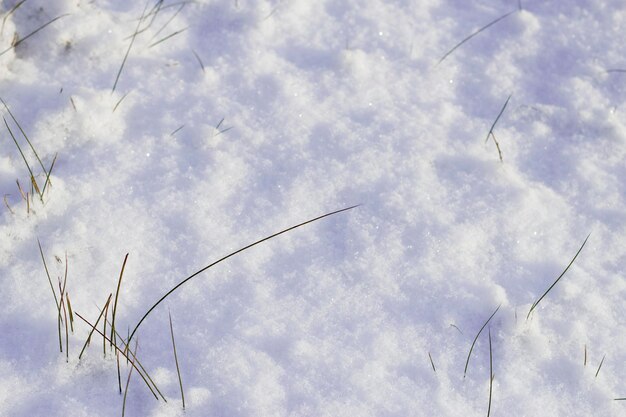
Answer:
128, 204, 359, 343
487, 327, 494, 417
464, 304, 500, 378
438, 10, 517, 65
527, 234, 590, 319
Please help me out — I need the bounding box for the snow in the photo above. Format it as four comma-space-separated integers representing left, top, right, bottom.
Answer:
0, 0, 625, 416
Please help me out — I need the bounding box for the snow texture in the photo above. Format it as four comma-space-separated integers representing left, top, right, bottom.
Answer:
0, 0, 625, 416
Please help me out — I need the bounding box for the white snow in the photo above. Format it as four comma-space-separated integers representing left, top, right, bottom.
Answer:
0, 0, 625, 416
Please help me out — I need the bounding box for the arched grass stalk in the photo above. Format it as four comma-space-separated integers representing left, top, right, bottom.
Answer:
464, 304, 500, 378
527, 234, 590, 319
128, 204, 359, 344
437, 9, 517, 65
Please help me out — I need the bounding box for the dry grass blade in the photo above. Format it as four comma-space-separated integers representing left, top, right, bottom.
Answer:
428, 352, 436, 373
0, 14, 70, 56
1, 0, 28, 36
527, 234, 590, 319
595, 355, 605, 378
487, 327, 494, 417
464, 304, 500, 378
66, 293, 74, 333
75, 312, 160, 401
41, 153, 57, 197
485, 94, 511, 163
111, 253, 129, 349
58, 253, 69, 361
4, 117, 40, 199
112, 1, 151, 92
78, 294, 112, 359
148, 27, 188, 48
438, 9, 517, 65
191, 49, 205, 72
169, 311, 185, 409
112, 92, 131, 113
3, 194, 14, 214
122, 339, 139, 417
128, 204, 359, 343
170, 125, 184, 136
0, 97, 47, 175
150, 3, 186, 41
584, 344, 587, 366
38, 239, 62, 352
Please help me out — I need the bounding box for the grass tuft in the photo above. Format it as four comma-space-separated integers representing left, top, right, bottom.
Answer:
527, 234, 590, 319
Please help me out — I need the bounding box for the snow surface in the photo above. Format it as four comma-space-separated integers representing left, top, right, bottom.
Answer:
0, 0, 625, 416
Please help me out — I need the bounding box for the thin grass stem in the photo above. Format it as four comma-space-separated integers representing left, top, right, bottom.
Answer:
0, 14, 70, 56
113, 1, 151, 92
527, 234, 590, 319
487, 327, 494, 417
111, 253, 129, 349
464, 304, 500, 378
74, 312, 160, 401
128, 204, 359, 344
169, 311, 185, 409
122, 339, 139, 417
438, 10, 517, 65
78, 294, 112, 359
595, 355, 606, 378
148, 27, 187, 48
